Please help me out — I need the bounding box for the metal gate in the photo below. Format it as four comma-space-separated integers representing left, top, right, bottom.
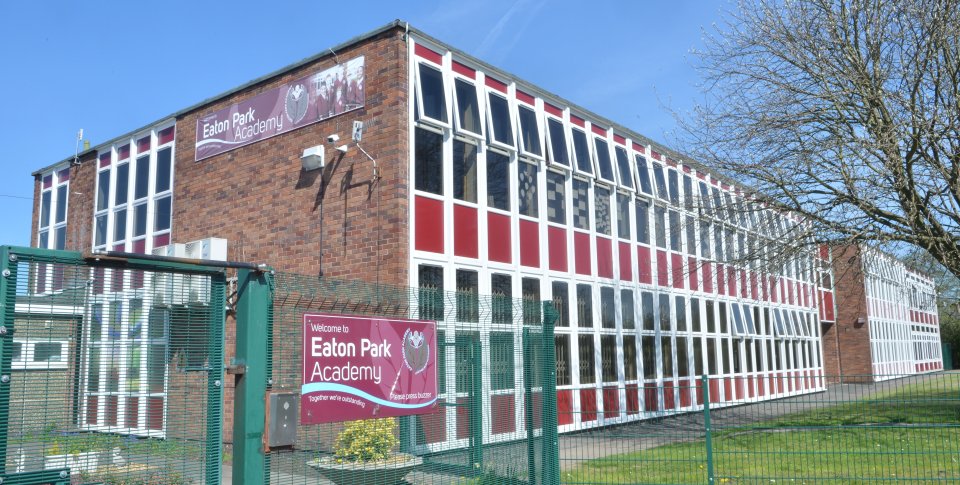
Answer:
232, 270, 560, 485
0, 246, 225, 484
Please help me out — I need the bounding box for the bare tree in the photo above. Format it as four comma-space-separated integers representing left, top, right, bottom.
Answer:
681, 0, 960, 277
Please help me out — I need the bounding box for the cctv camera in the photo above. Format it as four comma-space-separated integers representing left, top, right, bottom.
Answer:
327, 134, 340, 143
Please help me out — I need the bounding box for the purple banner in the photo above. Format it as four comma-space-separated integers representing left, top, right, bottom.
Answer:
195, 56, 365, 161
301, 313, 438, 424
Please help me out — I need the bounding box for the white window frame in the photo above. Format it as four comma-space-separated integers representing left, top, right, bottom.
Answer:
516, 103, 544, 160
569, 125, 593, 177
592, 135, 617, 186
485, 90, 517, 151
414, 61, 451, 129
613, 144, 635, 192
451, 75, 485, 140
544, 114, 572, 169
11, 338, 70, 370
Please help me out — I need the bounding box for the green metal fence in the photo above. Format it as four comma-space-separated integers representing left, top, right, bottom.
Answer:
0, 246, 226, 485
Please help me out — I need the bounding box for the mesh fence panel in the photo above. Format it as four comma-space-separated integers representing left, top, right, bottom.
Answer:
264, 272, 554, 485
0, 247, 224, 484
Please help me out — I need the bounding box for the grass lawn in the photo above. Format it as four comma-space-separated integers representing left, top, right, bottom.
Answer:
564, 375, 960, 484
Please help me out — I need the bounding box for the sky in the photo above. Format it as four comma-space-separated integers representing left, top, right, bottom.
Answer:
0, 0, 727, 247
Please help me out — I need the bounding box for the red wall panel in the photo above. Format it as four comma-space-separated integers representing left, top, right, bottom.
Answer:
596, 237, 613, 278
637, 246, 652, 284
702, 262, 714, 293
656, 250, 668, 287
671, 253, 684, 289
487, 212, 512, 263
548, 226, 568, 272
574, 231, 592, 276
415, 196, 444, 253
619, 242, 633, 281
519, 219, 540, 268
688, 257, 699, 291
453, 204, 478, 258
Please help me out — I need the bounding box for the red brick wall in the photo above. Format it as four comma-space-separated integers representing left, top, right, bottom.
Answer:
173, 27, 409, 283
825, 244, 874, 382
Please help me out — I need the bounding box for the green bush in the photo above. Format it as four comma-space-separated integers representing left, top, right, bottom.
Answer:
332, 418, 398, 463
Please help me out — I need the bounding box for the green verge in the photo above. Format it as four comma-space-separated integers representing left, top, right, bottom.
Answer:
564, 375, 960, 484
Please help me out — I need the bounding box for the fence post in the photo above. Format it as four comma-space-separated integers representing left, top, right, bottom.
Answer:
541, 301, 560, 485
702, 374, 715, 484
206, 273, 227, 484
233, 268, 273, 485
522, 327, 537, 485
470, 336, 483, 470
0, 247, 15, 475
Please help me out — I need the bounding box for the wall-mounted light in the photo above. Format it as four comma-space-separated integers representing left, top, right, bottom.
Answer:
301, 145, 325, 171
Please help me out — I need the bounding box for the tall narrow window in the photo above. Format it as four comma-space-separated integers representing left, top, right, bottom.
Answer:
593, 137, 615, 184
617, 193, 631, 239
654, 206, 667, 249
683, 174, 694, 211
546, 171, 566, 224
686, 216, 696, 256
418, 265, 444, 321
552, 281, 569, 327
517, 105, 541, 157
571, 128, 592, 175
636, 199, 650, 244
415, 128, 443, 195
600, 287, 615, 329
667, 170, 679, 205
115, 163, 130, 206
577, 284, 593, 328
594, 186, 611, 236
601, 335, 618, 382
698, 181, 712, 216
487, 93, 514, 147
635, 156, 653, 195
454, 78, 482, 136
669, 210, 681, 252
97, 171, 111, 212
522, 278, 541, 325
55, 185, 67, 224
573, 179, 590, 230
623, 337, 638, 381
652, 163, 668, 201
487, 151, 510, 210
417, 63, 447, 124
546, 118, 570, 167
556, 335, 571, 385
641, 291, 655, 330
135, 155, 150, 200
453, 140, 478, 203
675, 296, 687, 331
659, 294, 671, 331
456, 270, 479, 323
155, 147, 172, 194
579, 335, 596, 384
518, 161, 539, 217
691, 298, 701, 332
622, 289, 635, 329
615, 146, 633, 190
642, 336, 657, 379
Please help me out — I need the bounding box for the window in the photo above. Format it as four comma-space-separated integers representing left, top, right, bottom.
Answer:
487, 93, 514, 148
686, 216, 697, 256
694, 338, 704, 375
635, 155, 653, 195
622, 289, 635, 329
487, 150, 510, 210
453, 140, 478, 203
490, 332, 515, 390
601, 335, 618, 382
617, 193, 631, 239
416, 63, 448, 125
707, 339, 718, 374
683, 174, 694, 211
669, 210, 681, 252
556, 335, 572, 385
593, 137, 616, 184
10, 339, 69, 370
711, 188, 724, 221
677, 336, 690, 377
623, 337, 638, 380
522, 278, 541, 325
641, 291, 655, 331
718, 302, 728, 333
642, 336, 657, 379
636, 199, 650, 244
517, 105, 542, 157
518, 161, 539, 217
491, 273, 513, 324
135, 155, 150, 200
662, 336, 674, 377
577, 284, 593, 328
615, 146, 633, 190
652, 163, 668, 201
654, 206, 666, 249
456, 270, 479, 323
97, 170, 111, 211
571, 128, 592, 175
731, 303, 746, 337
698, 182, 712, 216
600, 287, 616, 329
675, 296, 687, 331
115, 163, 130, 206
552, 282, 570, 327
706, 300, 716, 333
659, 294, 671, 331
454, 78, 482, 137
418, 265, 444, 321
414, 127, 443, 195
573, 179, 590, 230
546, 117, 570, 167
546, 171, 566, 224
691, 298, 701, 332
579, 335, 596, 384
594, 186, 611, 235
667, 169, 679, 205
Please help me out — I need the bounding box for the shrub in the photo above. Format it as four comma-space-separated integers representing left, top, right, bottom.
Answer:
332, 418, 398, 463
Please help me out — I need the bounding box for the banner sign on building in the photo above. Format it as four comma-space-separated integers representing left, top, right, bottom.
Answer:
300, 313, 438, 424
195, 56, 365, 161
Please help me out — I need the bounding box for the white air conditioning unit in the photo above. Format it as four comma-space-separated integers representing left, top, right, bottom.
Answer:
152, 243, 188, 305
184, 238, 228, 304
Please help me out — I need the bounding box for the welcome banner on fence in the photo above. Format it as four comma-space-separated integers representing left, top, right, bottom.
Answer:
300, 313, 438, 424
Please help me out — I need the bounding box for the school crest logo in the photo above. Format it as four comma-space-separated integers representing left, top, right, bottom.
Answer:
402, 329, 429, 374
285, 83, 309, 124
